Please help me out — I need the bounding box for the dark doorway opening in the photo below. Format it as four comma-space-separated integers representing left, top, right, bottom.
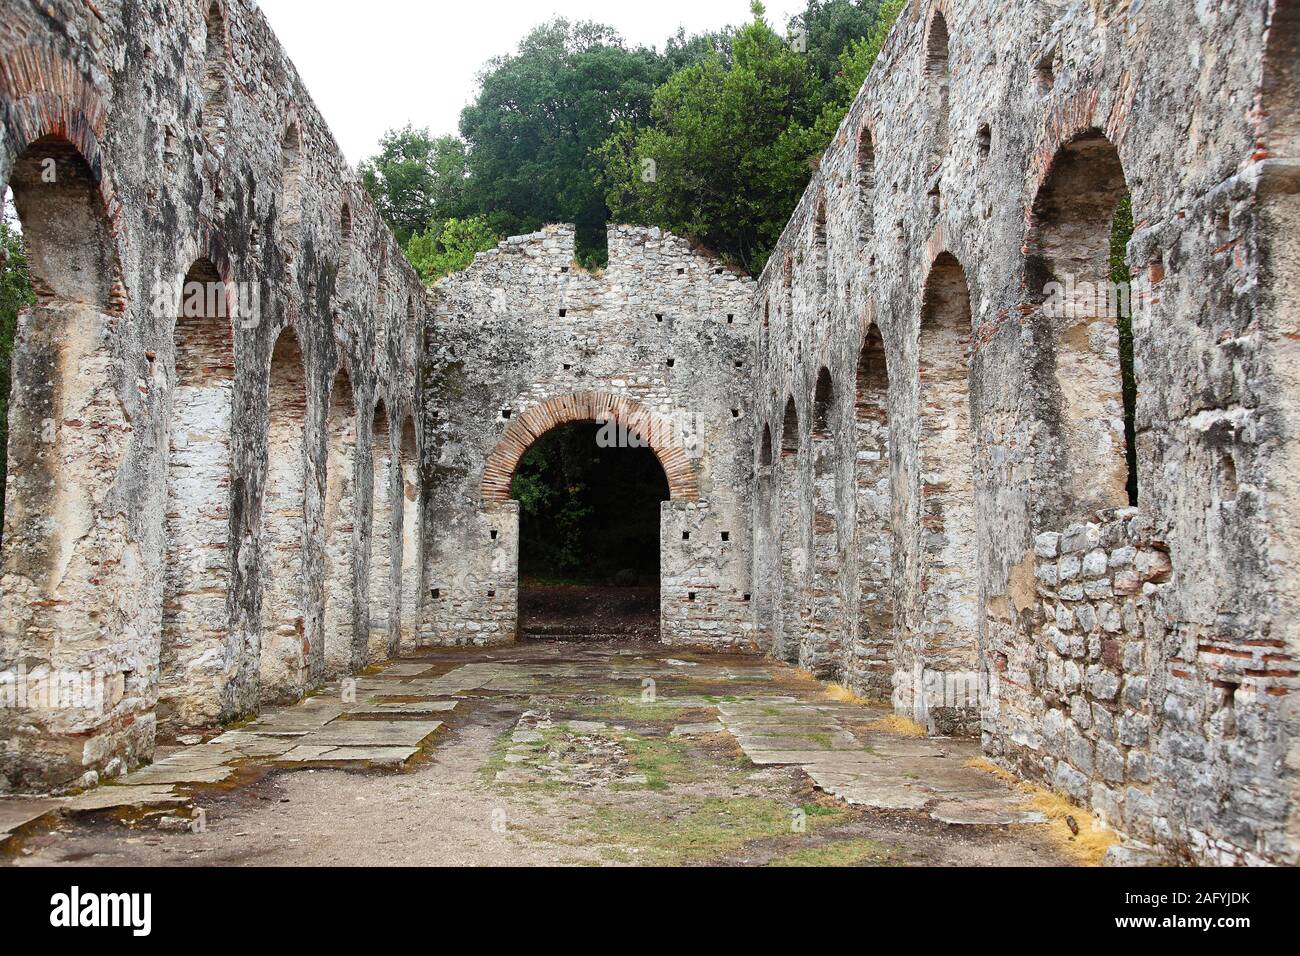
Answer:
511, 421, 669, 641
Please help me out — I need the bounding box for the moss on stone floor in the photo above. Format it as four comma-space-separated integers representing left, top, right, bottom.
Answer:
765, 836, 895, 867
572, 796, 848, 865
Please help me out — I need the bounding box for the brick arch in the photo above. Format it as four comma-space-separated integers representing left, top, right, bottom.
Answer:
481, 391, 700, 502
0, 47, 125, 298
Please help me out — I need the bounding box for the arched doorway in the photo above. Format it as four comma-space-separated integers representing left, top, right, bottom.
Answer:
854, 324, 893, 699
0, 127, 131, 788
260, 325, 308, 703
160, 257, 235, 732
753, 423, 777, 647
776, 395, 803, 663
368, 400, 395, 661
2, 135, 121, 602
512, 421, 669, 641
1027, 128, 1135, 520
481, 391, 697, 642
398, 416, 420, 645
913, 251, 978, 734
807, 368, 842, 676
323, 368, 358, 676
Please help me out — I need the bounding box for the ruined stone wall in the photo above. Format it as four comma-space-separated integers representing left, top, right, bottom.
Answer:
423, 224, 756, 649
0, 0, 425, 791
751, 0, 1298, 864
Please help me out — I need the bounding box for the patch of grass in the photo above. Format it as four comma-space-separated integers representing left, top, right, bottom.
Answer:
964, 757, 1119, 866
485, 721, 735, 794
1022, 788, 1119, 866
769, 665, 825, 695
864, 714, 928, 737
567, 698, 703, 723
824, 683, 873, 707
964, 756, 1017, 783
480, 726, 563, 792
766, 836, 893, 867
223, 713, 258, 731
572, 796, 847, 865
617, 731, 698, 790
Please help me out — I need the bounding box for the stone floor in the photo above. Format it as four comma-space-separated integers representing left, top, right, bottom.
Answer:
0, 641, 1107, 866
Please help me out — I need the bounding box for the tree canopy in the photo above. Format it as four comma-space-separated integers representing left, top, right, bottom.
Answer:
599, 5, 827, 275
358, 127, 470, 247
458, 19, 672, 265
360, 0, 904, 279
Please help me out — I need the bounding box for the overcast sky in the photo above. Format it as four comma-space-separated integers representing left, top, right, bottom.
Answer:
256, 0, 805, 167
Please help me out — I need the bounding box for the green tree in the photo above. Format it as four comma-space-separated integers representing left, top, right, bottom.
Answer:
405, 216, 499, 285
814, 0, 904, 134
1, 195, 34, 542
789, 0, 883, 84
598, 3, 826, 274
663, 25, 735, 72
459, 19, 671, 266
359, 127, 470, 246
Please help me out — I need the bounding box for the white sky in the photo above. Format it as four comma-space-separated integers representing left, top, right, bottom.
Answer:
256, 0, 805, 167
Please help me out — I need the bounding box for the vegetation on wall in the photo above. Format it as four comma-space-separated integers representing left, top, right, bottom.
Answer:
361, 0, 903, 279
405, 216, 499, 285
458, 19, 677, 266
1111, 194, 1138, 506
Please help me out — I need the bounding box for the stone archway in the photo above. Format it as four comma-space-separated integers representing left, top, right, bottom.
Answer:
481, 391, 700, 503
480, 391, 700, 643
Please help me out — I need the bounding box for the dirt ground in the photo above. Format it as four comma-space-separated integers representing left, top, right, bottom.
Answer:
2, 641, 1079, 867
519, 584, 660, 640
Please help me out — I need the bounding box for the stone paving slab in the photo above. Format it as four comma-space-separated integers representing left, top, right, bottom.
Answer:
930, 798, 1048, 826
860, 737, 959, 759
276, 745, 420, 767
728, 721, 851, 736
66, 785, 190, 812
744, 749, 879, 766
350, 700, 458, 715
717, 694, 1043, 825
244, 699, 346, 733
307, 720, 443, 748
733, 733, 861, 751
0, 797, 64, 841
207, 731, 302, 757
118, 764, 237, 786
717, 697, 799, 712
802, 767, 931, 810
380, 662, 437, 677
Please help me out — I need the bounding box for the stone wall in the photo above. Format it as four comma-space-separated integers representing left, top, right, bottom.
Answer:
749, 0, 1298, 865
0, 0, 424, 791
987, 509, 1167, 849
422, 224, 756, 649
